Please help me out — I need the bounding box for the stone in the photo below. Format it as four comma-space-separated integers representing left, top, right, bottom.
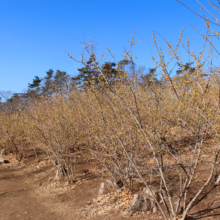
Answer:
0, 149, 5, 156
106, 179, 119, 190
122, 193, 156, 216
142, 186, 161, 201
215, 174, 220, 185
0, 157, 10, 163
98, 182, 105, 196
141, 198, 152, 211
122, 185, 160, 216
129, 194, 144, 211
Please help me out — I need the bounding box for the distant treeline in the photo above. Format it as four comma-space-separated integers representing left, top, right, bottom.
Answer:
0, 54, 200, 112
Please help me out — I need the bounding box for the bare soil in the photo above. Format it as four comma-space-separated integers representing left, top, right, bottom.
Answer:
0, 155, 96, 220
0, 155, 153, 220
1, 154, 220, 220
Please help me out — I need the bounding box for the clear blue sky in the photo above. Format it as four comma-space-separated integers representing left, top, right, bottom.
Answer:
0, 0, 217, 94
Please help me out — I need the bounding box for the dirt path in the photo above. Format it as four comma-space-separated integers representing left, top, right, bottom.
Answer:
2, 157, 220, 220
0, 159, 166, 220
0, 158, 107, 220
0, 165, 64, 220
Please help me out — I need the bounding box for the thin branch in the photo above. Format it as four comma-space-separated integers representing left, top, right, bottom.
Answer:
176, 0, 220, 26
182, 146, 220, 220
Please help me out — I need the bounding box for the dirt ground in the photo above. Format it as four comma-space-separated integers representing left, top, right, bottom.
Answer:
0, 155, 160, 220
0, 164, 60, 219
1, 154, 220, 220
0, 154, 97, 220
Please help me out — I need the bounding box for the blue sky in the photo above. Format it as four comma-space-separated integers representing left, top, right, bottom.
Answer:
0, 0, 217, 94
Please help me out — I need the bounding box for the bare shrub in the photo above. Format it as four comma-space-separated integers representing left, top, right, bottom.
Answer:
1, 14, 220, 220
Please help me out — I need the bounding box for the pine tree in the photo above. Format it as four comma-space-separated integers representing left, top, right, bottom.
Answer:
53, 70, 69, 94
139, 68, 160, 88
42, 69, 54, 96
100, 62, 117, 88
76, 54, 99, 90
27, 76, 42, 98
176, 62, 196, 75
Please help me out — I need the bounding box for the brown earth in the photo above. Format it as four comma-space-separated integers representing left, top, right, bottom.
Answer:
0, 155, 160, 220
0, 154, 99, 220
1, 154, 220, 220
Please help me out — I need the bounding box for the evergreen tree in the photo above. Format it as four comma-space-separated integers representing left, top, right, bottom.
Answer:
139, 68, 160, 88
176, 62, 196, 75
75, 54, 99, 90
53, 70, 69, 94
28, 76, 42, 89
42, 69, 54, 96
6, 93, 20, 103
176, 62, 206, 78
100, 62, 118, 88
27, 76, 42, 98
